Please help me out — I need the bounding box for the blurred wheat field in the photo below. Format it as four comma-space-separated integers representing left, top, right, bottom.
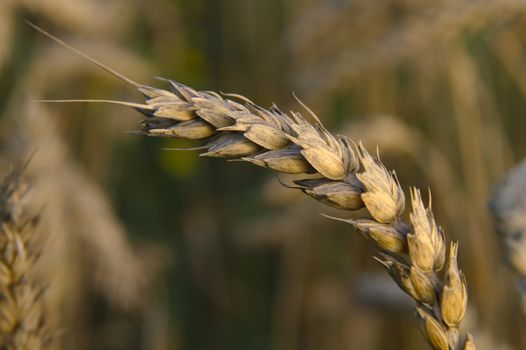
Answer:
0, 0, 526, 349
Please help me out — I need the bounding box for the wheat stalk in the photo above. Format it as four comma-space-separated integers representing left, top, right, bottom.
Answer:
0, 168, 51, 349
31, 23, 475, 350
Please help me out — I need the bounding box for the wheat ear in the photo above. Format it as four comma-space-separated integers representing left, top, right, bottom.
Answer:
490, 158, 526, 316
32, 23, 475, 350
0, 168, 51, 349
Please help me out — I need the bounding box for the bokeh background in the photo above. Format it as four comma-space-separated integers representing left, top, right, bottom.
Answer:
1, 0, 526, 349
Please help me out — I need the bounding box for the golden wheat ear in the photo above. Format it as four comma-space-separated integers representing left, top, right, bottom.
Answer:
26, 21, 142, 89
29, 18, 476, 349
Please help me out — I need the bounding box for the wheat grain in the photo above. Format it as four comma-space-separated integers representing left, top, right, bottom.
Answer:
33, 24, 475, 350
0, 168, 51, 349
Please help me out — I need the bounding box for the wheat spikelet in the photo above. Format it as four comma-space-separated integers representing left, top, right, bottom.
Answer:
0, 168, 51, 349
33, 24, 475, 350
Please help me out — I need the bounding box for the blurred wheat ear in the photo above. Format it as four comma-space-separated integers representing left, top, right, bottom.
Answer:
31, 22, 477, 350
0, 167, 52, 349
490, 158, 526, 315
